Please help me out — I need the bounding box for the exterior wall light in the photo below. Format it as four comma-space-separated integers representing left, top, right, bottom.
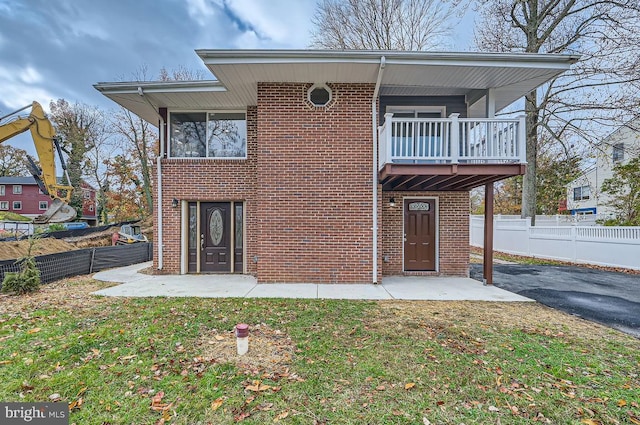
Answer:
172, 198, 179, 208
389, 197, 396, 207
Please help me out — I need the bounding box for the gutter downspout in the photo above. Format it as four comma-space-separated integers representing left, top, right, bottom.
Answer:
372, 56, 385, 283
138, 87, 165, 270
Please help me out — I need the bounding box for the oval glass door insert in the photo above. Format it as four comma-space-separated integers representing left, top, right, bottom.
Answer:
209, 209, 223, 246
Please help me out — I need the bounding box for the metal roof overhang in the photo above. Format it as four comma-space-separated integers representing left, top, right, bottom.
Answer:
94, 50, 578, 124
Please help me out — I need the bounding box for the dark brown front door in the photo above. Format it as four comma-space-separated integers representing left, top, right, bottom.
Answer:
201, 202, 231, 272
404, 199, 436, 271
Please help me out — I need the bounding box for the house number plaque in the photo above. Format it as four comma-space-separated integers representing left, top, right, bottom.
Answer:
409, 202, 431, 211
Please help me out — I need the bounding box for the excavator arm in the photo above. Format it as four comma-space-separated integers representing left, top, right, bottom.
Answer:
0, 102, 77, 223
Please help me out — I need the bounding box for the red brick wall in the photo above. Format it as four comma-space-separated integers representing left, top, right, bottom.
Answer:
153, 87, 471, 281
256, 83, 376, 283
152, 106, 258, 274
381, 191, 470, 276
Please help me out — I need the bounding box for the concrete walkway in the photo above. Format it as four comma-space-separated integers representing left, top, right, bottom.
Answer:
92, 262, 531, 302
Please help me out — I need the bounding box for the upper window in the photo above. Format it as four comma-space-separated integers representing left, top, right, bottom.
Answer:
308, 85, 332, 107
0, 185, 4, 196
13, 185, 22, 194
573, 185, 590, 201
39, 201, 48, 210
612, 143, 624, 163
12, 201, 22, 210
169, 112, 247, 159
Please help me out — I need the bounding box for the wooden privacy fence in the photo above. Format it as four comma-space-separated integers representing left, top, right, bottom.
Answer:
0, 243, 152, 288
470, 216, 640, 271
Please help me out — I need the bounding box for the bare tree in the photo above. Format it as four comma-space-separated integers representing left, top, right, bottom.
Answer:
158, 65, 207, 81
310, 0, 463, 50
49, 99, 107, 218
110, 108, 157, 216
474, 0, 640, 222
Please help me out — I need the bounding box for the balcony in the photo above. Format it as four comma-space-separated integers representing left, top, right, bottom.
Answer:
378, 114, 527, 191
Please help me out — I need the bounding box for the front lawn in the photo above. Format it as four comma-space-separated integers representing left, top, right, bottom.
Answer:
0, 278, 638, 424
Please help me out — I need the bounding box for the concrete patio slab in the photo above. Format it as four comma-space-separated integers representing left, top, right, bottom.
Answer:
382, 276, 532, 302
92, 262, 532, 302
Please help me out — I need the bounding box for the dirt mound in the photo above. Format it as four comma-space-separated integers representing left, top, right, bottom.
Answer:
0, 239, 78, 261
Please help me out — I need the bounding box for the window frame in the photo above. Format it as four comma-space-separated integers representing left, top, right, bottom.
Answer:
12, 201, 22, 210
168, 110, 248, 160
573, 185, 590, 201
0, 201, 8, 210
307, 84, 332, 107
12, 185, 22, 195
612, 143, 624, 163
39, 201, 49, 210
0, 185, 4, 196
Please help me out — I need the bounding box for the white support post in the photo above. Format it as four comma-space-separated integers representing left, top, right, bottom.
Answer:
384, 113, 393, 166
449, 113, 460, 163
518, 115, 527, 164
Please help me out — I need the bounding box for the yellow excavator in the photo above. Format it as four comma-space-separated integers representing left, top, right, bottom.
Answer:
0, 101, 77, 223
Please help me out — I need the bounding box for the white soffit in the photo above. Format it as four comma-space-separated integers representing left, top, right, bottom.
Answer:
94, 50, 577, 123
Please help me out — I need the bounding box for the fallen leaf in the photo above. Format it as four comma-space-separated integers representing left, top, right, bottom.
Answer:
376, 385, 386, 391
617, 399, 627, 407
405, 382, 416, 390
211, 397, 224, 411
69, 398, 83, 411
581, 420, 600, 425
27, 328, 41, 334
630, 414, 640, 425
214, 335, 225, 341
488, 405, 499, 412
245, 380, 271, 392
274, 411, 289, 421
49, 393, 61, 401
0, 360, 11, 365
423, 418, 432, 425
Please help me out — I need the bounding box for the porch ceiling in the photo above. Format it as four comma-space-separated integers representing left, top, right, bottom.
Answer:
379, 163, 526, 191
94, 50, 577, 124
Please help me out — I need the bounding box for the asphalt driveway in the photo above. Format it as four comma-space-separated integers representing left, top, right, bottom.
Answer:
470, 264, 640, 338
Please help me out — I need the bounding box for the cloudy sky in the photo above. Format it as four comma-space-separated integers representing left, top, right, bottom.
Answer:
0, 0, 474, 118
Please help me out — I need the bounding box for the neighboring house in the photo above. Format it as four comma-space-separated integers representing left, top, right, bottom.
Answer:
566, 120, 640, 217
95, 50, 575, 283
0, 176, 98, 224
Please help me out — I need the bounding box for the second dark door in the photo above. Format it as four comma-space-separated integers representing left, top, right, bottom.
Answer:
404, 199, 436, 271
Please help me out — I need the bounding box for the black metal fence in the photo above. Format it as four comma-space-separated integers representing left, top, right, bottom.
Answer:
0, 243, 152, 289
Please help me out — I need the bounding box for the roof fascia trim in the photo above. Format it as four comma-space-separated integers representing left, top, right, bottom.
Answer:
94, 80, 226, 94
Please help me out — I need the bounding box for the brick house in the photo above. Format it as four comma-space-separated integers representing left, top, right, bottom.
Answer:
0, 176, 98, 224
95, 50, 576, 283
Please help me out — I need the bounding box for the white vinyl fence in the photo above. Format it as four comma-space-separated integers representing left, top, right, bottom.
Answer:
0, 221, 34, 238
470, 215, 640, 271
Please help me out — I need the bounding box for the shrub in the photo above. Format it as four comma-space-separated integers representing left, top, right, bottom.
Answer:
1, 236, 41, 295
2, 257, 41, 295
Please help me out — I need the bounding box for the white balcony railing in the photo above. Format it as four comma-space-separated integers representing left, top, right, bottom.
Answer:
378, 113, 526, 170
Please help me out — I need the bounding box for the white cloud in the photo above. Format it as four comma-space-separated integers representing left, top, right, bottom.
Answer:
224, 0, 315, 47
20, 66, 43, 84
0, 65, 57, 112
185, 0, 217, 26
